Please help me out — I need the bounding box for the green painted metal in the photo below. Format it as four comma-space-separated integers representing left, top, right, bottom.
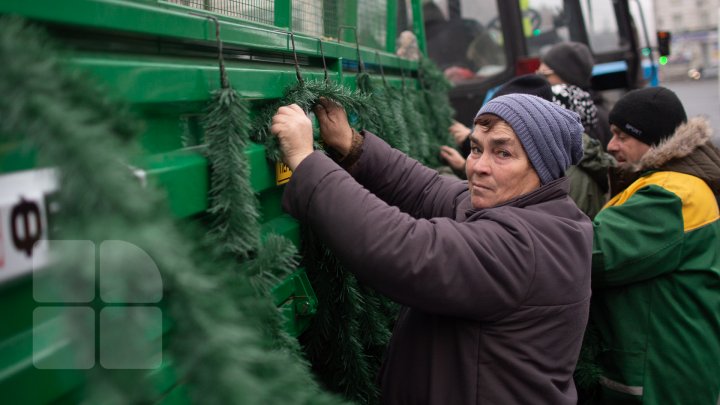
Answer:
410, 0, 426, 55
274, 0, 292, 29
0, 0, 415, 71
0, 140, 37, 174
385, 0, 398, 53
338, 0, 359, 43
270, 268, 318, 337
0, 278, 85, 405
140, 149, 209, 218
0, 0, 427, 402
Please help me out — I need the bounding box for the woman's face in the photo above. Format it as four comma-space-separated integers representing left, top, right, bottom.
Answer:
465, 117, 541, 209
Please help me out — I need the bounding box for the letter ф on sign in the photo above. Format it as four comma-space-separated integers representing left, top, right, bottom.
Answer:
0, 168, 58, 283
11, 197, 42, 257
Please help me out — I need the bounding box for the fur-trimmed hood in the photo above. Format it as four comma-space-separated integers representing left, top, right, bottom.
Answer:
637, 117, 715, 170
637, 116, 720, 196
609, 117, 720, 198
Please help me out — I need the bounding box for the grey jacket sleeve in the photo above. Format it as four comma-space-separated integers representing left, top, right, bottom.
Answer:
282, 150, 534, 321
347, 132, 468, 219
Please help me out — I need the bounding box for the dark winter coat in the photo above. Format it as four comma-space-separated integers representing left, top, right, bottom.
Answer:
567, 133, 614, 219
282, 132, 593, 404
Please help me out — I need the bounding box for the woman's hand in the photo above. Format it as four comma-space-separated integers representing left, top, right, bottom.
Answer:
449, 120, 471, 146
313, 98, 353, 158
440, 145, 466, 171
271, 104, 314, 171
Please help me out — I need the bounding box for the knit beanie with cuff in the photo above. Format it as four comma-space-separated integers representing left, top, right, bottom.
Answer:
476, 93, 585, 184
608, 87, 687, 146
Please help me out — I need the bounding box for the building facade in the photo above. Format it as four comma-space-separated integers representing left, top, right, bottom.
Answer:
653, 0, 719, 76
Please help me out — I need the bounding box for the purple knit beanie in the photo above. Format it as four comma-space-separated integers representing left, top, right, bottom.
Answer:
475, 93, 584, 184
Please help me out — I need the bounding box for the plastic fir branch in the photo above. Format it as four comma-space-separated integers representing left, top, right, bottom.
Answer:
204, 84, 260, 259
251, 76, 396, 404
299, 228, 385, 405
417, 56, 455, 167
356, 72, 408, 153
0, 16, 346, 405
384, 84, 413, 155
202, 72, 301, 357
398, 81, 433, 165
252, 79, 370, 162
418, 56, 454, 139
574, 321, 605, 405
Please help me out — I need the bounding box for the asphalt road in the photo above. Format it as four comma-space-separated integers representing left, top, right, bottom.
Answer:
664, 77, 720, 146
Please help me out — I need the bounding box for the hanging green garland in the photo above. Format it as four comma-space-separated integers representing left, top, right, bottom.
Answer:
418, 56, 455, 144
574, 321, 604, 404
253, 76, 401, 404
201, 36, 310, 359
415, 57, 456, 168
204, 80, 261, 260
356, 72, 409, 154
397, 76, 433, 165
0, 16, 347, 405
253, 79, 370, 161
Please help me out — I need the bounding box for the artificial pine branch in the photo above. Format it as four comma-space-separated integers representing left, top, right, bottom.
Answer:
417, 57, 455, 167
574, 321, 605, 405
202, 57, 304, 361
399, 83, 433, 165
252, 79, 370, 162
204, 85, 260, 259
383, 84, 412, 155
253, 78, 398, 404
356, 72, 406, 153
299, 229, 380, 404
418, 56, 454, 141
0, 16, 346, 405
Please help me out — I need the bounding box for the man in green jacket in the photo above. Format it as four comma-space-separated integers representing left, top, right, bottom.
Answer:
592, 87, 720, 403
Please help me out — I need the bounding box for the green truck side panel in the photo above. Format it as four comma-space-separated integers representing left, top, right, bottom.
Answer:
0, 0, 422, 402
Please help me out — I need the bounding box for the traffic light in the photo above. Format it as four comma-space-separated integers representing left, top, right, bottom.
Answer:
657, 31, 671, 57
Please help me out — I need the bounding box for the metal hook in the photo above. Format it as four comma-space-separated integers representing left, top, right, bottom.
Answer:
191, 12, 228, 89
289, 31, 304, 85
337, 25, 364, 74
374, 51, 388, 88
318, 39, 329, 83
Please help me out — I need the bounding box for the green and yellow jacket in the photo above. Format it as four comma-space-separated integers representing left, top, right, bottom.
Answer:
591, 117, 720, 404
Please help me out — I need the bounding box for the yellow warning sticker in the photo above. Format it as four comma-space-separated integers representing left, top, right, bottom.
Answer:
276, 161, 292, 185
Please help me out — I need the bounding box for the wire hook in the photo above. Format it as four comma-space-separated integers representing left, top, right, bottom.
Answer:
191, 12, 228, 89
289, 31, 304, 85
337, 25, 364, 74
374, 51, 389, 88
319, 39, 329, 83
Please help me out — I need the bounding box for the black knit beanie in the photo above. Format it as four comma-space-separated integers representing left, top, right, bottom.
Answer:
608, 87, 687, 146
541, 41, 594, 88
492, 74, 553, 101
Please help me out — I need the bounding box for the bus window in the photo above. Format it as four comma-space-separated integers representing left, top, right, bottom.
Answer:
423, 0, 507, 85
580, 0, 623, 53
523, 0, 573, 56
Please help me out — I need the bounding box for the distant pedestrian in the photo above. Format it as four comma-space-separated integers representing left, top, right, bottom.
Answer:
538, 41, 612, 150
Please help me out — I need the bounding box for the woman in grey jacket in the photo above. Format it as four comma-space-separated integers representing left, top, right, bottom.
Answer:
271, 94, 593, 404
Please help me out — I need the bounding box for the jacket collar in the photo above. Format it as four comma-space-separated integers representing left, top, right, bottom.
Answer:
609, 116, 720, 197
633, 116, 712, 171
